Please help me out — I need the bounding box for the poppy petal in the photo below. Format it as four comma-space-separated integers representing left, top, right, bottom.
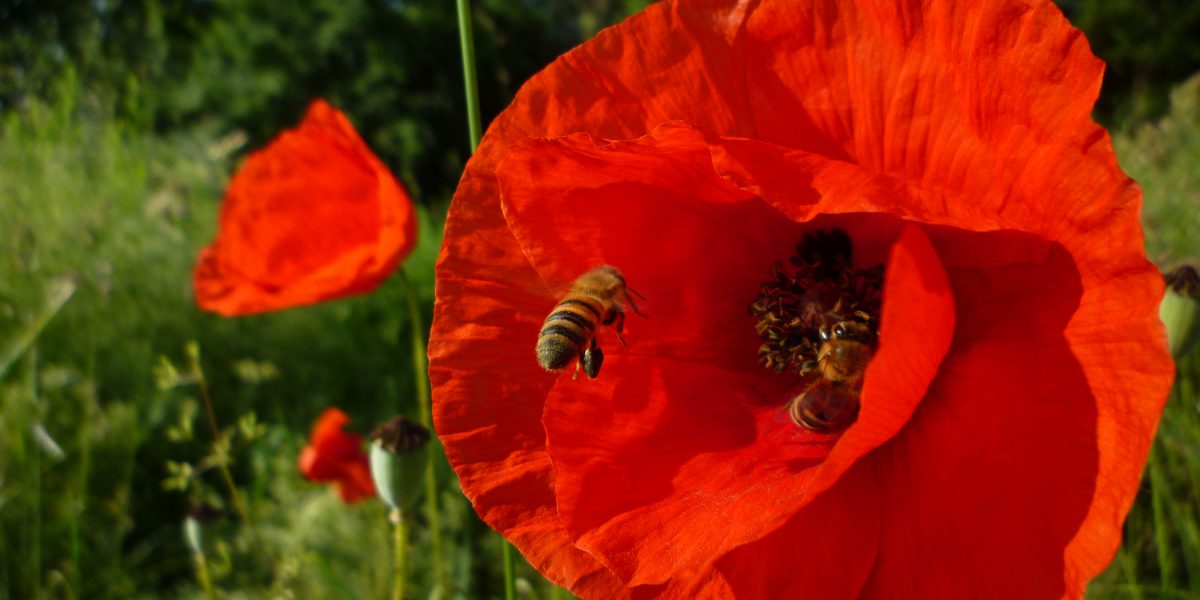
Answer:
493, 126, 957, 587
298, 407, 376, 504
714, 464, 880, 598
702, 126, 1173, 590
195, 99, 416, 316
430, 176, 626, 594
859, 243, 1093, 597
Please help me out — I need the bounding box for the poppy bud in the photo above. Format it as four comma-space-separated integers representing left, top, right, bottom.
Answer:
368, 416, 431, 512
1161, 266, 1200, 358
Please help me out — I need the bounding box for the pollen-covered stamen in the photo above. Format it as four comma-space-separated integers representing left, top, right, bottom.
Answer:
749, 229, 885, 430
750, 230, 884, 375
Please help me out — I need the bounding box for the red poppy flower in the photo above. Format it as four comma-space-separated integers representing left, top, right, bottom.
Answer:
194, 99, 416, 316
298, 407, 376, 503
429, 0, 1173, 597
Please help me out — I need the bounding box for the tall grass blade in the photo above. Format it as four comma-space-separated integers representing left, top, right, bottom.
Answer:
0, 277, 76, 380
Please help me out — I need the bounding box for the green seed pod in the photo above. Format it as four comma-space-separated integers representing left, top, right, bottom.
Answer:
368, 416, 431, 512
1161, 266, 1200, 359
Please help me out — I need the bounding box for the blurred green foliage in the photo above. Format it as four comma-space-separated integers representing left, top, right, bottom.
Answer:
1115, 73, 1200, 265
1057, 0, 1200, 125
1, 0, 651, 203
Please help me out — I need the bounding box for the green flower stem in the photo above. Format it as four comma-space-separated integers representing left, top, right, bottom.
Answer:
455, 3, 521, 594
187, 348, 275, 573
396, 269, 447, 593
456, 0, 483, 149
503, 541, 516, 600
391, 508, 409, 600
194, 552, 218, 600
193, 364, 255, 536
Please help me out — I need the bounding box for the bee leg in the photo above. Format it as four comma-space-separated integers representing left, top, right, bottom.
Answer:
625, 289, 647, 317
602, 309, 628, 345
572, 360, 581, 381
582, 341, 605, 379
613, 311, 627, 346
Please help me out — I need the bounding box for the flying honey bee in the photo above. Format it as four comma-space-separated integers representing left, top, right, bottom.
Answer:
789, 318, 875, 431
536, 265, 646, 379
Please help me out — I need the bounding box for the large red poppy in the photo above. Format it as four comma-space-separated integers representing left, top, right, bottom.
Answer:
429, 0, 1173, 597
299, 407, 376, 504
194, 99, 416, 316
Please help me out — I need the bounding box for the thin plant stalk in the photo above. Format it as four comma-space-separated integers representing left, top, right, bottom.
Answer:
503, 542, 516, 600
71, 327, 97, 596
194, 553, 218, 600
397, 269, 447, 593
456, 0, 483, 149
391, 508, 409, 600
29, 347, 43, 599
186, 347, 274, 571
0, 277, 74, 380
456, 3, 522, 593
550, 581, 568, 599
191, 358, 255, 532
1116, 546, 1143, 600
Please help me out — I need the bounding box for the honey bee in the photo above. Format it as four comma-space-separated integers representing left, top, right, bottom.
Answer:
536, 265, 645, 379
789, 319, 875, 431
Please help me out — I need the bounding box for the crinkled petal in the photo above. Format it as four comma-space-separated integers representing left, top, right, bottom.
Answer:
430, 169, 627, 597
195, 99, 416, 316
495, 126, 955, 588
704, 130, 1171, 593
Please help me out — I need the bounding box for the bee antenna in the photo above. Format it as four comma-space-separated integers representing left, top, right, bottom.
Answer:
628, 286, 647, 301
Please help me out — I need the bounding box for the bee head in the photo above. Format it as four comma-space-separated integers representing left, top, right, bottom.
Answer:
823, 320, 874, 344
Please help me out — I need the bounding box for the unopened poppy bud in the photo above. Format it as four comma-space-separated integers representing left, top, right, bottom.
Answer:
369, 416, 431, 512
1161, 266, 1200, 358
183, 504, 218, 556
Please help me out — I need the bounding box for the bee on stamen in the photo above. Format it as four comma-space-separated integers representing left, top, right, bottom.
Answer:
789, 318, 874, 431
749, 229, 885, 431
536, 265, 646, 379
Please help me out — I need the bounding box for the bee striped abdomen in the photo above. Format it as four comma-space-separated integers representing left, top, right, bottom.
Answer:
536, 296, 602, 371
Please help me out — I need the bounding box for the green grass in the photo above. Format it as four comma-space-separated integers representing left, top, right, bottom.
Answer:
1115, 73, 1200, 266
1, 69, 1198, 598
0, 76, 563, 599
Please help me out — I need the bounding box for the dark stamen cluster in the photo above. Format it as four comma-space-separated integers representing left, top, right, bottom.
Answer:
750, 230, 884, 375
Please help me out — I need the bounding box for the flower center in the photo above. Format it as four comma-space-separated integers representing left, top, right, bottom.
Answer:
749, 229, 885, 431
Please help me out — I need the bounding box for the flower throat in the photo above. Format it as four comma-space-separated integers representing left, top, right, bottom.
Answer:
749, 229, 885, 431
